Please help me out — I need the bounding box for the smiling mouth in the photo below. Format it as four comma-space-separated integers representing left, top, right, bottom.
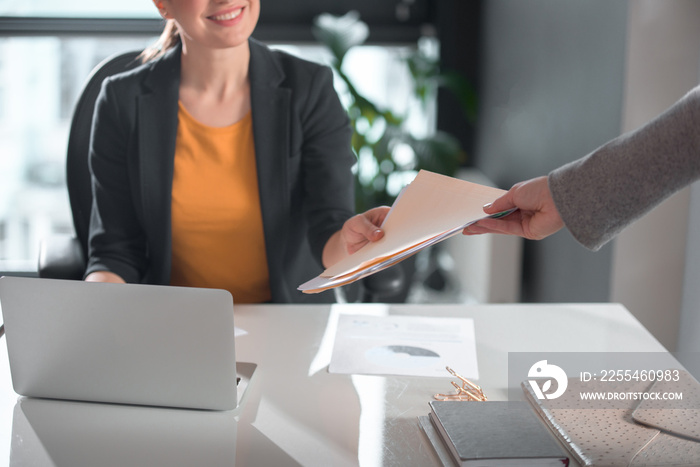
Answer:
210, 8, 243, 21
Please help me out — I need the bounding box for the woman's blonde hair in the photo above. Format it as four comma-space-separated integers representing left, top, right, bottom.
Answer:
139, 19, 180, 62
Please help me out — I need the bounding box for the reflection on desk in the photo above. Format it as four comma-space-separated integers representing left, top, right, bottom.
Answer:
11, 398, 237, 466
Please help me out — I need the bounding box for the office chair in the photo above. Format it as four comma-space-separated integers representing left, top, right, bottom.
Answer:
38, 50, 406, 303
38, 50, 142, 281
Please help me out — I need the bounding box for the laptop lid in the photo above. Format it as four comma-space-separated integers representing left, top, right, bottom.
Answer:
0, 277, 238, 411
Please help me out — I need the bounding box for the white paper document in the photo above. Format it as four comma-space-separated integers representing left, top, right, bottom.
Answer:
329, 314, 479, 379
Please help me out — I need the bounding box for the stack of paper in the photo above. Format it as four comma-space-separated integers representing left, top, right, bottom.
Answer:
328, 314, 478, 378
298, 170, 513, 294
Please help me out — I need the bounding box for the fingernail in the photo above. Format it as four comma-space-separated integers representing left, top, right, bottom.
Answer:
483, 202, 492, 209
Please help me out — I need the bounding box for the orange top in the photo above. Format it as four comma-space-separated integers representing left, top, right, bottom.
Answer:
170, 102, 271, 303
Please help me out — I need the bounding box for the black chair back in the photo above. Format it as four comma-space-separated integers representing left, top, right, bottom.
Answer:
67, 51, 142, 259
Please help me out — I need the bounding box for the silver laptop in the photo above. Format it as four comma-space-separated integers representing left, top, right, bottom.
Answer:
0, 276, 251, 411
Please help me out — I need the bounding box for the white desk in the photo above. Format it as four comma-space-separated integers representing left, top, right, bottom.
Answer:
0, 303, 668, 466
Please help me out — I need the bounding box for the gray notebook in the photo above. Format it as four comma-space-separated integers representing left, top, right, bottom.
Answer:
0, 276, 250, 411
427, 401, 569, 466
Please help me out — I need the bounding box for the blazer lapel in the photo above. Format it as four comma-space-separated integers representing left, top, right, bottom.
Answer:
136, 46, 181, 283
249, 39, 291, 295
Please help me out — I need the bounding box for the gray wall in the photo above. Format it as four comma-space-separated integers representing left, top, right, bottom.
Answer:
679, 183, 700, 354
609, 0, 700, 351
474, 0, 628, 302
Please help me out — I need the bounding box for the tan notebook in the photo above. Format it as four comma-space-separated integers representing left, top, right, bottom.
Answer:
522, 370, 700, 466
631, 370, 700, 441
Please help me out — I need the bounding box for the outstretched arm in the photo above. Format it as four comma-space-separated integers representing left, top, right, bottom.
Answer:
466, 86, 700, 249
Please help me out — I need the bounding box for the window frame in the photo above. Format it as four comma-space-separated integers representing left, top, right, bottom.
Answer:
0, 12, 430, 43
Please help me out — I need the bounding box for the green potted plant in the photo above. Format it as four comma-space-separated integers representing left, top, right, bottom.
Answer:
312, 11, 477, 212
313, 12, 477, 301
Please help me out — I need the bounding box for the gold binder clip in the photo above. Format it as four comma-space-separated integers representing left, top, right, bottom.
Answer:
434, 366, 487, 401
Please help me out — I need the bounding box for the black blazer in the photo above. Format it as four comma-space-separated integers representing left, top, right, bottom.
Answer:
86, 39, 356, 303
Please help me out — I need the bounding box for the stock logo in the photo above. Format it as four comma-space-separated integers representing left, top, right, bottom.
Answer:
527, 360, 568, 400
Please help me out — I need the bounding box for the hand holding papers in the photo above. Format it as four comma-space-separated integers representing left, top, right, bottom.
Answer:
298, 170, 514, 294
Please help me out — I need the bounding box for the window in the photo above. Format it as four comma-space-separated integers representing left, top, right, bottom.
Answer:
0, 35, 157, 272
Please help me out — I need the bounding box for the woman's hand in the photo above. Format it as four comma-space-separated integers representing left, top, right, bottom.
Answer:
463, 176, 564, 240
85, 271, 126, 283
322, 206, 390, 267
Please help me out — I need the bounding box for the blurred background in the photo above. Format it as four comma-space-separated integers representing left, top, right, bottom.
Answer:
0, 0, 699, 354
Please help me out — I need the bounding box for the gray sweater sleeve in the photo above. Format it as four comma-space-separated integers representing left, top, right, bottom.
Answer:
548, 86, 700, 251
